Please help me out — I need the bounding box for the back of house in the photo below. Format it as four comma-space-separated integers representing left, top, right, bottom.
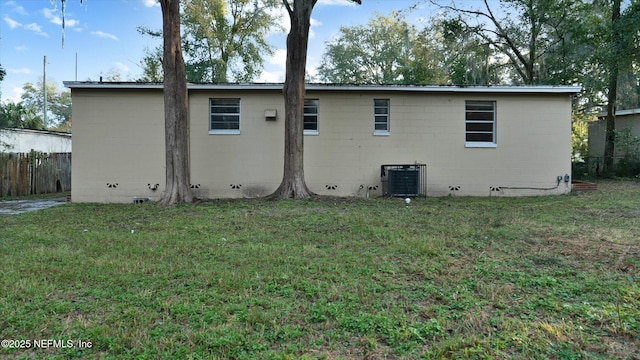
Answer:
64, 82, 579, 203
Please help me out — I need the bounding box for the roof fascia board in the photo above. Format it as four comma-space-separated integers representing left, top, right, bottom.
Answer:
597, 108, 640, 117
63, 81, 581, 94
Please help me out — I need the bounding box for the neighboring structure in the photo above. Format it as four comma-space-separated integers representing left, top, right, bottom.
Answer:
0, 128, 72, 153
588, 108, 640, 158
64, 82, 580, 203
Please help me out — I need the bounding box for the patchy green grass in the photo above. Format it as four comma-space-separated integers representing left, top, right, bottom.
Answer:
1, 180, 638, 359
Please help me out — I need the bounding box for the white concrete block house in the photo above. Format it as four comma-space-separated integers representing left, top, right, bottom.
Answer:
64, 82, 580, 203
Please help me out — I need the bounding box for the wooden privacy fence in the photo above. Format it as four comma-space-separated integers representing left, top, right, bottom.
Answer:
0, 152, 71, 197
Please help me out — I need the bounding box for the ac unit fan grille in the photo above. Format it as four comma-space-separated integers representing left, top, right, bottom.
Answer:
389, 169, 419, 196
380, 164, 427, 197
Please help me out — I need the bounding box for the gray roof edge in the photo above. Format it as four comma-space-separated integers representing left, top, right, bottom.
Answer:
63, 81, 165, 89
614, 108, 640, 116
597, 108, 640, 117
63, 81, 581, 94
1, 128, 72, 137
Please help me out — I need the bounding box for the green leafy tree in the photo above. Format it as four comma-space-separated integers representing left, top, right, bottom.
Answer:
571, 111, 591, 162
318, 13, 449, 85
435, 17, 501, 85
0, 102, 46, 130
97, 68, 125, 82
138, 0, 281, 83
318, 13, 414, 84
182, 0, 281, 82
21, 81, 72, 128
403, 25, 451, 85
138, 46, 164, 82
431, 0, 587, 85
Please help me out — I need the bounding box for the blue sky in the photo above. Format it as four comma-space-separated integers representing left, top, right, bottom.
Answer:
1, 0, 437, 103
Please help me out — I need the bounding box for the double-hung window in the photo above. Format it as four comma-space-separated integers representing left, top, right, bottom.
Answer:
374, 99, 390, 135
465, 100, 496, 147
210, 98, 240, 134
304, 99, 319, 135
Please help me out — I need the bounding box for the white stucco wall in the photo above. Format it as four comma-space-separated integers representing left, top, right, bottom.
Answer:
0, 128, 72, 153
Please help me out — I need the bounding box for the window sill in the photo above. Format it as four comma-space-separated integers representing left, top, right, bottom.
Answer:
373, 131, 390, 136
465, 142, 497, 148
304, 130, 319, 136
209, 130, 240, 135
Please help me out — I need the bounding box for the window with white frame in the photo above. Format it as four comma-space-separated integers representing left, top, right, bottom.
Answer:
304, 99, 319, 135
374, 99, 390, 135
465, 100, 496, 147
210, 98, 240, 134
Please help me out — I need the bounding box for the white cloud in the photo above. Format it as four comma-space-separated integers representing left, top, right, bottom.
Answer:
266, 9, 323, 38
258, 48, 287, 83
14, 45, 28, 52
5, 86, 24, 104
257, 49, 287, 83
91, 31, 119, 41
65, 18, 79, 27
309, 17, 322, 39
306, 56, 321, 81
257, 70, 285, 83
268, 49, 287, 68
43, 8, 61, 25
257, 48, 324, 83
3, 16, 21, 29
6, 1, 28, 15
42, 8, 79, 27
114, 62, 130, 73
142, 0, 160, 7
14, 5, 27, 16
8, 68, 32, 75
25, 23, 48, 37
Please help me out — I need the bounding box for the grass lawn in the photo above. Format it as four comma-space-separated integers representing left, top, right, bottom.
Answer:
1, 180, 638, 359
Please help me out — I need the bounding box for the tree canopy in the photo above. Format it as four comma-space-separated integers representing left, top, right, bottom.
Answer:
138, 0, 281, 83
183, 0, 281, 82
0, 81, 71, 132
20, 81, 72, 128
318, 13, 450, 85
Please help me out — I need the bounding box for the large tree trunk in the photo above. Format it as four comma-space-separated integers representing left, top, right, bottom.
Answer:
603, 0, 622, 176
270, 0, 316, 199
159, 0, 193, 205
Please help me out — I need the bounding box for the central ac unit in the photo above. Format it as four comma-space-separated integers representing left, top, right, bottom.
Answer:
388, 168, 420, 196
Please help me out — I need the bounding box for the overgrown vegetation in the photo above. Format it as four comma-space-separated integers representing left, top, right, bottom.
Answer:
614, 128, 640, 177
1, 181, 638, 359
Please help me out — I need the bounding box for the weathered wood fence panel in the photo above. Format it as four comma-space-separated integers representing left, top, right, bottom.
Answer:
0, 152, 71, 197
